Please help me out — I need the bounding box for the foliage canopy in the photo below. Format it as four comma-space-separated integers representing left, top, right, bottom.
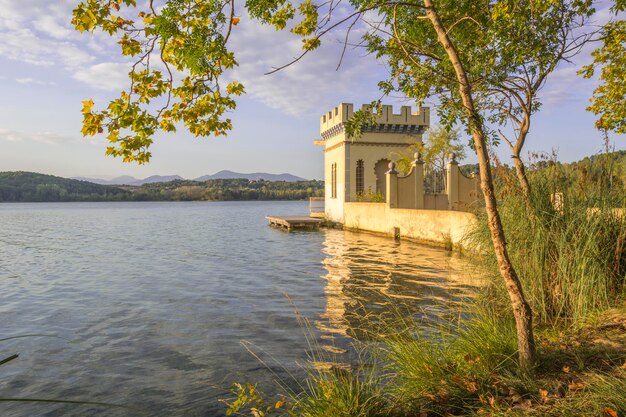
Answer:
72, 0, 617, 163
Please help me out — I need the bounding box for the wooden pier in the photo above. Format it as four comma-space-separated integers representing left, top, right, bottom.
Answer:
266, 215, 323, 231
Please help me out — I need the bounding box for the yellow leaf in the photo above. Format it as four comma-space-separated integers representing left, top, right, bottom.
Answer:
568, 382, 585, 392
275, 399, 285, 409
82, 99, 94, 113
539, 388, 549, 404
464, 354, 480, 364
424, 392, 437, 401
464, 379, 479, 393
604, 407, 618, 417
231, 17, 240, 25
562, 366, 571, 373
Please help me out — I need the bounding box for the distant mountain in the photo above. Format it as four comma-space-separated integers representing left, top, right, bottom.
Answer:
139, 175, 185, 184
194, 170, 307, 182
73, 175, 137, 185
109, 175, 140, 185
72, 171, 307, 185
72, 175, 184, 185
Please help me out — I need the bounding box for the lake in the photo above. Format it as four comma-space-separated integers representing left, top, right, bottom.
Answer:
0, 201, 480, 416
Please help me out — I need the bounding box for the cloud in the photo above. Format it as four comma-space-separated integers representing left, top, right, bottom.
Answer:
73, 62, 130, 91
33, 15, 75, 39
0, 0, 115, 70
227, 13, 386, 116
15, 77, 55, 86
0, 26, 95, 68
0, 127, 78, 145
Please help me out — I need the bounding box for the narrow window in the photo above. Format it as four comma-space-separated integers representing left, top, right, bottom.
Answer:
356, 160, 364, 194
331, 163, 337, 198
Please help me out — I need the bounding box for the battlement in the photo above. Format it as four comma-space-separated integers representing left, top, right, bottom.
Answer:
319, 103, 430, 137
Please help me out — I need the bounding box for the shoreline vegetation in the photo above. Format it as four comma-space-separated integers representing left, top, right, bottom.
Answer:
0, 172, 324, 202
226, 151, 626, 417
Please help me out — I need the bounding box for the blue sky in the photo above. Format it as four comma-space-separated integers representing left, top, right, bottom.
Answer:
0, 0, 623, 180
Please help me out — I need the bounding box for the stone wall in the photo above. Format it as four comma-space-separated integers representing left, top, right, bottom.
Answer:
343, 202, 477, 246
387, 156, 480, 213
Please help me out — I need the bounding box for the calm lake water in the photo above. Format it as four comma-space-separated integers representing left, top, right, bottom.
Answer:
0, 201, 480, 416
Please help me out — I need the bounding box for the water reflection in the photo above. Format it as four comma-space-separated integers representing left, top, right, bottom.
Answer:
317, 229, 483, 345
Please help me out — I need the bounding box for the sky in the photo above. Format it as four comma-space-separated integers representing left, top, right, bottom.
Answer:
0, 0, 623, 181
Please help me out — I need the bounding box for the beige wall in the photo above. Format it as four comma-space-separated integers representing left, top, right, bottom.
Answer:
456, 171, 481, 212
389, 161, 479, 212
343, 202, 477, 246
347, 145, 394, 200
424, 194, 449, 210
325, 145, 346, 223
396, 173, 416, 209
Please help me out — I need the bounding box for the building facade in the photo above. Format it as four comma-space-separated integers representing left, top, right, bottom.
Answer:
314, 103, 430, 223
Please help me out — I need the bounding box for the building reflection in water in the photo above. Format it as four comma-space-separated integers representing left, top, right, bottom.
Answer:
314, 229, 483, 366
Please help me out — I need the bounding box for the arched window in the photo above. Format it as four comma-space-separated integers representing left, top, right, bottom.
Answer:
375, 159, 390, 197
356, 160, 364, 194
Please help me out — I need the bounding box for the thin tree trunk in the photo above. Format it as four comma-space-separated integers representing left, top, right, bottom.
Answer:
512, 153, 531, 198
512, 118, 532, 201
424, 0, 536, 369
511, 125, 535, 220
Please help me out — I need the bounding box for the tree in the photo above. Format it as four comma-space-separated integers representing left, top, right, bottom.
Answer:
484, 0, 593, 202
394, 125, 466, 175
580, 1, 626, 134
73, 0, 601, 368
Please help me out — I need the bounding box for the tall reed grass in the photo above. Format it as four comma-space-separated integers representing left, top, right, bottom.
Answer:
467, 162, 626, 326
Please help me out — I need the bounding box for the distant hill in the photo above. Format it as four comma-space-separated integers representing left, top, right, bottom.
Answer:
194, 170, 307, 182
72, 171, 307, 185
0, 172, 130, 202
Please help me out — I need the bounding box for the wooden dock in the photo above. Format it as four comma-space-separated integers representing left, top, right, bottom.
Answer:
267, 215, 323, 231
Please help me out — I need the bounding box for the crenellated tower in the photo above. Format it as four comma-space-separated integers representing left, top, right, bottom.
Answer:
314, 103, 430, 222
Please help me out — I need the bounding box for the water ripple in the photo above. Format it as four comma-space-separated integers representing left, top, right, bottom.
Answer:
0, 201, 480, 416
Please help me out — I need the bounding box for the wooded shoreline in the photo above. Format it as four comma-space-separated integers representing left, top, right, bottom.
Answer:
0, 172, 324, 203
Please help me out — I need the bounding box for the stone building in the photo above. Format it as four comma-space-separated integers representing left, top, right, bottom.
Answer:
314, 103, 430, 222
314, 102, 481, 246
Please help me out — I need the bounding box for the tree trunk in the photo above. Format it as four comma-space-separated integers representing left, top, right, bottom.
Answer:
512, 153, 531, 198
424, 0, 536, 369
510, 120, 537, 222
512, 117, 532, 201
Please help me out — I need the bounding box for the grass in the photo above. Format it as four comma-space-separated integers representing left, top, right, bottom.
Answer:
227, 304, 624, 416
227, 300, 625, 417
291, 365, 386, 417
